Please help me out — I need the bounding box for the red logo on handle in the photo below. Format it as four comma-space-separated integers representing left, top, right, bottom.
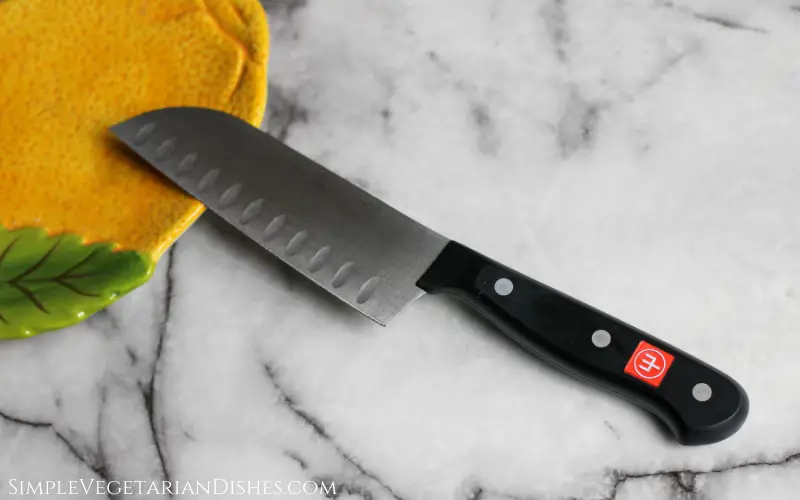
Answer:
624, 341, 674, 387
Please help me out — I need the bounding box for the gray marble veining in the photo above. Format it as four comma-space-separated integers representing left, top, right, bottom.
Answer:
1, 0, 799, 499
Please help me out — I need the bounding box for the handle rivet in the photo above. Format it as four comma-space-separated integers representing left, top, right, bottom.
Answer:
692, 383, 712, 402
494, 278, 514, 296
591, 329, 611, 348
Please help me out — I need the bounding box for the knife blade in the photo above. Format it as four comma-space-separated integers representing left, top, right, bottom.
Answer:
111, 106, 748, 445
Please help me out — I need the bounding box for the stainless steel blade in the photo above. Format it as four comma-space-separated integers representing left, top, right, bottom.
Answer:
111, 107, 449, 325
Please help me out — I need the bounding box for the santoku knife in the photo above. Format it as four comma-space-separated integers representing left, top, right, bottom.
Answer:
111, 107, 748, 445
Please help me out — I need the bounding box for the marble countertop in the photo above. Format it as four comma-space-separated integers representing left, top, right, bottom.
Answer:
2, 0, 800, 498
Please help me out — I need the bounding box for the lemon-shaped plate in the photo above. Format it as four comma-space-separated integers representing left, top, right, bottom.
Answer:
0, 0, 270, 338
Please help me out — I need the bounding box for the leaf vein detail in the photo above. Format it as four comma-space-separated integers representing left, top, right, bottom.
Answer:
57, 248, 101, 279
0, 236, 22, 272
8, 237, 63, 283
55, 279, 100, 298
9, 282, 48, 313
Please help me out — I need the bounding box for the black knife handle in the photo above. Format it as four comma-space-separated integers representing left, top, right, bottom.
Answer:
417, 241, 748, 445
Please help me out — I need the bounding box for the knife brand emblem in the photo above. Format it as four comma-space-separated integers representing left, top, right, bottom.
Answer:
624, 341, 674, 387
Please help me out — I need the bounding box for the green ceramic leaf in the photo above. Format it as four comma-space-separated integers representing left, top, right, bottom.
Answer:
0, 226, 154, 339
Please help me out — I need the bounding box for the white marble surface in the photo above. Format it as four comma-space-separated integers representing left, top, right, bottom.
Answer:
2, 0, 800, 498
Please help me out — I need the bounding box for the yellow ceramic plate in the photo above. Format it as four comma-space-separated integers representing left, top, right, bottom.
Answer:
0, 0, 270, 338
